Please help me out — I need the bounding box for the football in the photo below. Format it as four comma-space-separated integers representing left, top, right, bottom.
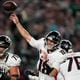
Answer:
2, 1, 18, 12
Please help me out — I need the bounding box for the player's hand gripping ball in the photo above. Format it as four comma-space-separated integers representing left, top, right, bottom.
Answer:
2, 1, 18, 12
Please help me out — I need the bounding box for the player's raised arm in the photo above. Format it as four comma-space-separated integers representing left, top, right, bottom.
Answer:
9, 13, 41, 49
9, 13, 32, 43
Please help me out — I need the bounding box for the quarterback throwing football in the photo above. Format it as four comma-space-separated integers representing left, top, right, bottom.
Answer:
10, 13, 67, 80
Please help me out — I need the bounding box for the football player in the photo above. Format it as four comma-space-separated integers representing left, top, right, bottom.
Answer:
58, 40, 80, 80
9, 13, 67, 80
0, 35, 21, 80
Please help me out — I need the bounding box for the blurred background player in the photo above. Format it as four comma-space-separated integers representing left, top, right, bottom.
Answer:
0, 35, 21, 80
9, 13, 67, 80
57, 40, 80, 80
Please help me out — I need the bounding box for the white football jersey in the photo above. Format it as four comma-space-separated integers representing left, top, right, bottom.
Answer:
60, 52, 80, 80
0, 52, 21, 78
29, 38, 67, 80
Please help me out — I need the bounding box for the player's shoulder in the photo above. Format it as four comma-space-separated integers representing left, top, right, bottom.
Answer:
37, 38, 45, 42
68, 51, 80, 57
7, 52, 21, 66
52, 47, 67, 63
8, 52, 20, 60
37, 38, 45, 47
31, 37, 45, 45
54, 47, 66, 55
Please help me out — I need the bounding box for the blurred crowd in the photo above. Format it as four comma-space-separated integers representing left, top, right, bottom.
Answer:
0, 0, 80, 79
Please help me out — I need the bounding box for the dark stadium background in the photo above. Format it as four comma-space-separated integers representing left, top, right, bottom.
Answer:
0, 0, 80, 80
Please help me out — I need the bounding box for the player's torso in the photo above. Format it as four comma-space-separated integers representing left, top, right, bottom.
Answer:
37, 39, 66, 80
37, 38, 66, 63
60, 52, 80, 80
0, 53, 19, 78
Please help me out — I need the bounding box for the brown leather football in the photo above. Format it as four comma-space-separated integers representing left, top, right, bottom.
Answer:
2, 1, 18, 12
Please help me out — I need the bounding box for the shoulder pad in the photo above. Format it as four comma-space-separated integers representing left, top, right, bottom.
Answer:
6, 53, 21, 66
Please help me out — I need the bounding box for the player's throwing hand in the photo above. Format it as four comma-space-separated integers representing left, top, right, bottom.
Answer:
9, 13, 19, 24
